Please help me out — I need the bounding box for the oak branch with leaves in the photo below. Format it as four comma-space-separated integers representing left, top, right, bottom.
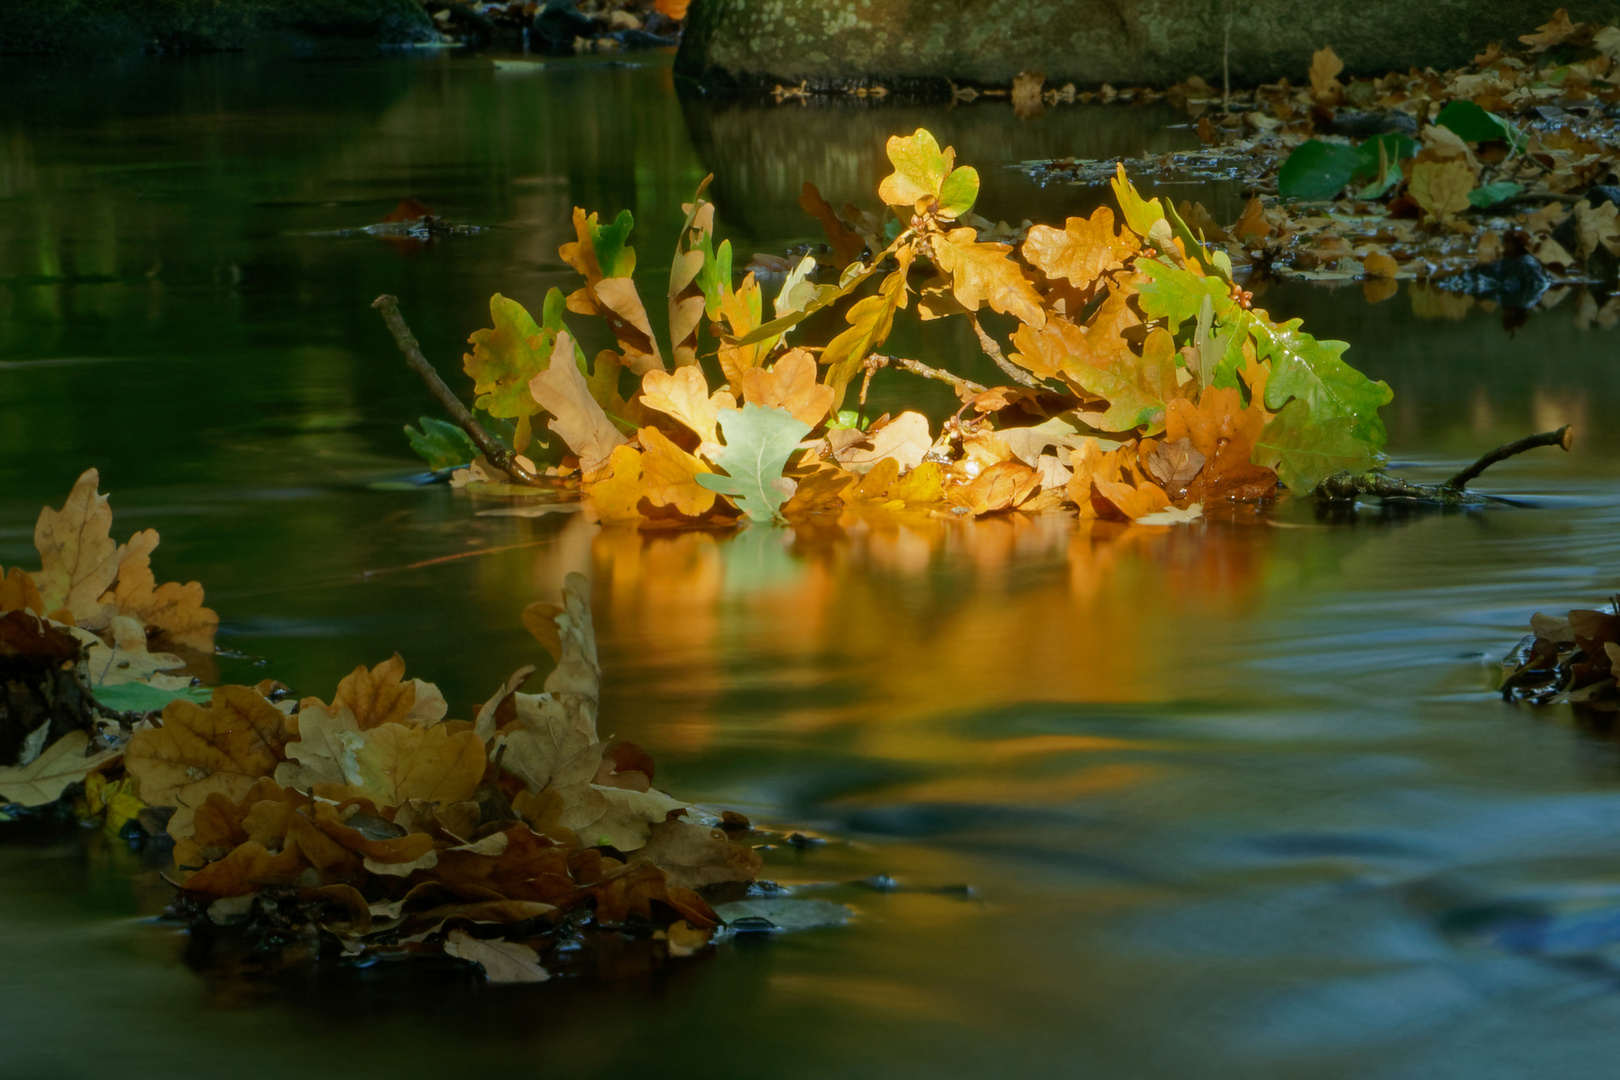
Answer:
385, 128, 1397, 526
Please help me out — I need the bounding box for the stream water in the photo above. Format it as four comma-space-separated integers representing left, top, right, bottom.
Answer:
3, 49, 1620, 1080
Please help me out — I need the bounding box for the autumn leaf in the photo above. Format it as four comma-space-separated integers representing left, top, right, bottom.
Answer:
83, 614, 186, 688
580, 444, 652, 523
695, 404, 813, 522
462, 293, 556, 440
1022, 207, 1137, 287
106, 529, 218, 651
638, 427, 719, 518
1165, 388, 1278, 503
834, 411, 934, 474
0, 731, 119, 807
1255, 398, 1380, 492
559, 208, 664, 376
636, 819, 763, 891
1094, 475, 1172, 521
949, 460, 1040, 515
1110, 163, 1166, 238
1409, 159, 1475, 224
1308, 46, 1345, 105
640, 364, 738, 444
347, 724, 484, 808
274, 703, 361, 791
1258, 318, 1391, 450
1064, 327, 1178, 433
799, 181, 867, 267
654, 0, 689, 19
821, 248, 913, 411
1521, 8, 1580, 51
125, 685, 289, 811
929, 228, 1046, 328
329, 654, 447, 730
739, 349, 835, 429
33, 468, 121, 628
0, 567, 44, 615
876, 128, 979, 220
444, 929, 549, 983
715, 273, 770, 386
528, 331, 630, 472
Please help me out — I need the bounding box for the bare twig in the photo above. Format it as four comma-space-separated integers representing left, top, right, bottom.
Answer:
371, 294, 546, 487
1446, 425, 1573, 490
873, 353, 988, 396
967, 313, 1041, 388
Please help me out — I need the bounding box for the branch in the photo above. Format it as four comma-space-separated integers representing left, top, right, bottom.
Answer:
874, 353, 987, 396
371, 294, 546, 487
967, 313, 1041, 388
1446, 425, 1573, 490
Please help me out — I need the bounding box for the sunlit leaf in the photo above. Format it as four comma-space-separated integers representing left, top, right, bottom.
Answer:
695, 404, 813, 522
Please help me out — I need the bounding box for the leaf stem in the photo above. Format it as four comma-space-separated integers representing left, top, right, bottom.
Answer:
371, 294, 547, 487
967, 313, 1041, 388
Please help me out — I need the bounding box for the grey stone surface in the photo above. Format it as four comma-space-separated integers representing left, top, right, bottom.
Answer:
1, 0, 436, 55
677, 0, 1620, 92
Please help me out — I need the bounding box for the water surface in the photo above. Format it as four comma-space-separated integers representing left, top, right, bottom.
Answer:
3, 50, 1620, 1080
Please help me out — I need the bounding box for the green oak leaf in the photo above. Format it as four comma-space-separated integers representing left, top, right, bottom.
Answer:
590, 209, 636, 278
877, 128, 976, 220
1134, 259, 1235, 334
937, 165, 979, 221
462, 289, 570, 420
695, 403, 812, 523
1257, 319, 1392, 450
93, 682, 212, 715
404, 416, 479, 471
1254, 399, 1382, 492
696, 235, 733, 320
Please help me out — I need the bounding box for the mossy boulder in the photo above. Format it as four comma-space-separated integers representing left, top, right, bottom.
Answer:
1, 0, 436, 54
677, 0, 1620, 92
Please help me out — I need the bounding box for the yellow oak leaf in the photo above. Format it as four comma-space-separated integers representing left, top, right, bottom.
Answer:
929, 228, 1046, 328
1308, 46, 1344, 104
738, 348, 835, 429
125, 685, 290, 810
638, 427, 718, 518
640, 364, 737, 443
346, 722, 486, 808
32, 468, 121, 628
821, 248, 913, 410
1410, 159, 1475, 224
0, 731, 120, 807
328, 654, 446, 730
106, 528, 218, 651
580, 444, 649, 523
1111, 163, 1166, 238
835, 411, 934, 473
715, 273, 770, 386
1021, 207, 1136, 287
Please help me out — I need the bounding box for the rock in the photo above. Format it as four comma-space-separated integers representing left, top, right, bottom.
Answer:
533, 0, 596, 52
677, 0, 1620, 94
0, 0, 436, 55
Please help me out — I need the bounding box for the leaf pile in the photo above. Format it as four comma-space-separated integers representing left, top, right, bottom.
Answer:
1018, 10, 1620, 319
430, 0, 685, 53
417, 128, 1392, 521
1502, 596, 1620, 720
0, 475, 781, 982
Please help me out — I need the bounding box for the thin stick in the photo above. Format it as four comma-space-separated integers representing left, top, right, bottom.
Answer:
1445, 425, 1573, 490
371, 294, 545, 487
874, 353, 987, 396
967, 313, 1041, 388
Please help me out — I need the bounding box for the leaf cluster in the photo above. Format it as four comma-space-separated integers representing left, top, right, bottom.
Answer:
1502, 598, 1620, 721
418, 129, 1392, 522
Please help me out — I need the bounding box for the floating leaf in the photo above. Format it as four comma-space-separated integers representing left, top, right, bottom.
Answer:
1277, 140, 1365, 201
695, 404, 813, 522
405, 416, 479, 471
124, 685, 289, 811
1254, 399, 1380, 492
716, 898, 854, 931
0, 732, 119, 807
444, 929, 550, 983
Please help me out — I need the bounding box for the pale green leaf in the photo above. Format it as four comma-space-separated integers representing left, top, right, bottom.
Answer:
694, 404, 812, 522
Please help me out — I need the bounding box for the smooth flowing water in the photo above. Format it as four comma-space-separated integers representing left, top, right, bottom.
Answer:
3, 50, 1620, 1080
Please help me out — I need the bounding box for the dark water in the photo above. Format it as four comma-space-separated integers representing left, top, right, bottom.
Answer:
3, 50, 1620, 1080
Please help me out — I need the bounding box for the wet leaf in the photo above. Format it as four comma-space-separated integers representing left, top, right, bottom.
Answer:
695, 404, 813, 522
462, 294, 557, 429
640, 364, 738, 444
1277, 140, 1364, 201
444, 929, 549, 982
125, 686, 290, 810
83, 615, 186, 688
1255, 399, 1380, 492
877, 128, 978, 220
529, 331, 630, 472
346, 723, 487, 809
1410, 159, 1475, 223
715, 898, 853, 931
405, 416, 479, 471
0, 732, 119, 807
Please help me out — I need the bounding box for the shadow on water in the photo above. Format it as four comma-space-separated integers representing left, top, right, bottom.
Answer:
4, 50, 1620, 1080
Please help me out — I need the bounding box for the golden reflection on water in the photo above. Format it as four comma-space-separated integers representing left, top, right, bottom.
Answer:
506, 512, 1274, 776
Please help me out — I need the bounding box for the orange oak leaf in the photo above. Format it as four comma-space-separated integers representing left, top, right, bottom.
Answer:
0, 567, 44, 615
637, 427, 718, 518
640, 364, 737, 444
1308, 46, 1345, 105
739, 348, 835, 429
107, 528, 218, 652
1164, 388, 1278, 503
179, 839, 307, 897
581, 444, 650, 523
929, 228, 1046, 328
1094, 476, 1172, 521
949, 460, 1040, 515
715, 273, 770, 386
1009, 314, 1090, 380
1021, 207, 1137, 287
328, 654, 447, 731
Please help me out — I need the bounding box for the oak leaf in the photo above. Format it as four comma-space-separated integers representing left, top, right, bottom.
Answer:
125, 685, 290, 810
83, 614, 187, 688
695, 404, 812, 522
949, 460, 1040, 515
345, 722, 487, 809
461, 293, 552, 433
1022, 207, 1136, 287
106, 529, 218, 651
580, 444, 651, 523
0, 731, 119, 807
636, 818, 763, 891
1521, 9, 1581, 51
323, 654, 447, 732
799, 181, 866, 267
821, 249, 913, 410
1165, 388, 1278, 502
274, 703, 361, 791
444, 929, 550, 983
739, 348, 835, 429
528, 331, 630, 472
834, 411, 934, 474
1308, 46, 1345, 105
0, 567, 44, 615
640, 364, 737, 443
929, 228, 1046, 328
33, 468, 121, 628
1064, 327, 1178, 433
638, 427, 719, 518
714, 273, 770, 386
877, 128, 979, 220
179, 840, 306, 897
1409, 159, 1475, 224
